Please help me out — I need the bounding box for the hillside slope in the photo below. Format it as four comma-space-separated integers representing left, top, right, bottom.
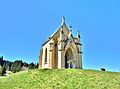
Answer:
0, 69, 120, 89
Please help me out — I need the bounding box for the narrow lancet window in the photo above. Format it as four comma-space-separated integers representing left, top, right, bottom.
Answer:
44, 48, 47, 64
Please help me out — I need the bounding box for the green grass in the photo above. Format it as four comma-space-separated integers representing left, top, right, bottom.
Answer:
0, 69, 120, 89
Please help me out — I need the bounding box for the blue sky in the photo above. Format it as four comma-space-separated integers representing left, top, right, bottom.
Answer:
0, 0, 120, 72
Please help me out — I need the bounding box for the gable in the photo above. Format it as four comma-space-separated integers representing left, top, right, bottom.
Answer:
64, 34, 79, 53
42, 24, 69, 46
51, 24, 69, 40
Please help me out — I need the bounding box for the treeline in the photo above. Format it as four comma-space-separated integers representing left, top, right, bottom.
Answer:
0, 56, 38, 76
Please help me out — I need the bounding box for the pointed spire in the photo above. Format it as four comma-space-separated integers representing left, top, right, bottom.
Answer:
68, 24, 72, 38
77, 30, 80, 38
69, 24, 72, 32
62, 16, 65, 25
77, 30, 80, 42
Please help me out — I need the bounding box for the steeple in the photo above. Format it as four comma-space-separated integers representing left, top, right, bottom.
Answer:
77, 30, 80, 42
62, 16, 65, 25
68, 24, 72, 38
77, 30, 80, 38
69, 24, 72, 33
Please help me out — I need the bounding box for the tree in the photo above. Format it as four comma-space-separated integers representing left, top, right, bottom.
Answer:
0, 63, 7, 76
0, 56, 4, 67
1, 63, 7, 76
8, 62, 13, 71
23, 62, 29, 67
29, 62, 35, 69
11, 60, 23, 73
35, 63, 39, 68
0, 65, 2, 76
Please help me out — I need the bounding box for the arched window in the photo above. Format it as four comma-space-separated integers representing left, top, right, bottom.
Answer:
44, 48, 47, 64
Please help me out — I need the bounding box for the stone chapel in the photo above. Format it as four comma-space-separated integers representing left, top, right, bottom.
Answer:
39, 16, 82, 69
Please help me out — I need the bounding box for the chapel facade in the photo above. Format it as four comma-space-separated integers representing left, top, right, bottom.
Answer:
39, 17, 82, 69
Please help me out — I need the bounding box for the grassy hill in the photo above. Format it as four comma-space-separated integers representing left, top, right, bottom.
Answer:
0, 69, 120, 89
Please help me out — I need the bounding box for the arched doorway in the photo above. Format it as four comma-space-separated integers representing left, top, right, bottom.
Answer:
65, 48, 74, 68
